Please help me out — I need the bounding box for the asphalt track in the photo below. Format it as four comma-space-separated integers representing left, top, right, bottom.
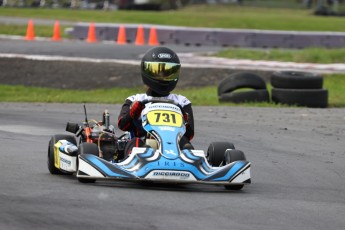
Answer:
2, 38, 345, 74
0, 38, 222, 60
0, 103, 344, 230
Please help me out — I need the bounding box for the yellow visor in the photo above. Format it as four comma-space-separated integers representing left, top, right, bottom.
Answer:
142, 62, 181, 81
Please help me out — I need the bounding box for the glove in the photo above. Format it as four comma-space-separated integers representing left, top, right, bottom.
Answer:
130, 101, 144, 119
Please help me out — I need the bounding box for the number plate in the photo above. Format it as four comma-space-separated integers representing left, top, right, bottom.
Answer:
147, 110, 183, 127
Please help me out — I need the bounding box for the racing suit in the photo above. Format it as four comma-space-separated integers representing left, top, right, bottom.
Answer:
117, 89, 194, 151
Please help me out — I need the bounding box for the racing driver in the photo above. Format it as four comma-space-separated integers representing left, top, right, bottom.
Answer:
117, 46, 194, 155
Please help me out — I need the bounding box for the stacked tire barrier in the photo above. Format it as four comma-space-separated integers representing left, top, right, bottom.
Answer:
271, 71, 328, 108
217, 72, 270, 103
217, 71, 328, 108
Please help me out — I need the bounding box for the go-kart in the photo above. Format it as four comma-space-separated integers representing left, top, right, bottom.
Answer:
48, 99, 251, 190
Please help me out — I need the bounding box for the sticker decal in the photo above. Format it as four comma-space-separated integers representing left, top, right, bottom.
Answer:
158, 53, 172, 59
165, 149, 177, 156
147, 110, 183, 127
145, 170, 197, 181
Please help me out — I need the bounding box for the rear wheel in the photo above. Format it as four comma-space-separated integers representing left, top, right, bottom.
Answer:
206, 142, 235, 166
224, 149, 246, 190
225, 184, 244, 190
77, 143, 99, 183
78, 178, 96, 183
48, 134, 76, 175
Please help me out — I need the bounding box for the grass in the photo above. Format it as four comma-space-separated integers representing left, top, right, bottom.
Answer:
0, 85, 141, 104
0, 24, 71, 37
0, 74, 344, 107
0, 85, 220, 105
216, 47, 345, 64
1, 5, 345, 32
323, 74, 345, 107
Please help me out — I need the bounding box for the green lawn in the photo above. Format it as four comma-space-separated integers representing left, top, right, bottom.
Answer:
216, 48, 345, 64
0, 74, 344, 107
0, 5, 345, 32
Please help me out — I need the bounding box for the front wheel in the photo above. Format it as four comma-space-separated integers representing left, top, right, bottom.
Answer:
224, 149, 246, 163
207, 142, 235, 167
224, 149, 246, 190
48, 134, 76, 175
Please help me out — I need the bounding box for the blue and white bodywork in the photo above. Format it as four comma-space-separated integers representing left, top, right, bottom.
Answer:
77, 101, 251, 187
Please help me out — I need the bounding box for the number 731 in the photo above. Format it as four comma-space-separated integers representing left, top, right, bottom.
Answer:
154, 112, 176, 123
147, 111, 183, 127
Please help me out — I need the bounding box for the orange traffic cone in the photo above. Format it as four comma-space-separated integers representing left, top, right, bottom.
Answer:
25, 20, 35, 41
87, 23, 97, 43
52, 21, 61, 41
135, 25, 145, 46
117, 25, 127, 45
148, 27, 159, 46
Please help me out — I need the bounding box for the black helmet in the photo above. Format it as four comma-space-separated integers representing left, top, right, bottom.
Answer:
141, 47, 181, 95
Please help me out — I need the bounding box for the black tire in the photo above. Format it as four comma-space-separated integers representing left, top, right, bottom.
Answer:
122, 138, 146, 161
224, 149, 246, 190
217, 72, 267, 96
77, 143, 99, 183
272, 88, 328, 108
48, 134, 77, 175
271, 71, 323, 89
224, 149, 246, 164
207, 142, 235, 167
77, 142, 99, 156
78, 177, 96, 183
225, 184, 244, 190
219, 89, 270, 103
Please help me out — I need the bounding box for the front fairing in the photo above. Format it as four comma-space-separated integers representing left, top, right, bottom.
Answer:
141, 102, 186, 159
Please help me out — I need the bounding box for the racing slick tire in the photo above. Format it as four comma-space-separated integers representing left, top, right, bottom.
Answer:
271, 71, 323, 89
224, 149, 246, 163
77, 143, 99, 183
48, 134, 77, 175
207, 142, 235, 167
224, 149, 246, 190
77, 142, 99, 156
217, 72, 267, 96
